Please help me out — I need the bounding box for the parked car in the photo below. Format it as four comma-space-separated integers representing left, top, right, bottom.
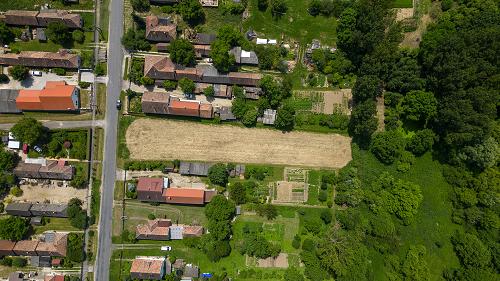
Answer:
31, 70, 42, 77
33, 146, 42, 153
161, 246, 172, 251
116, 99, 122, 109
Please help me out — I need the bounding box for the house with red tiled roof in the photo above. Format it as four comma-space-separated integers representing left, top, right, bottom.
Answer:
136, 219, 172, 240
130, 256, 167, 280
162, 188, 205, 205
0, 240, 16, 257
16, 81, 79, 111
0, 50, 80, 69
137, 177, 167, 202
35, 232, 67, 257
145, 16, 177, 43
167, 98, 200, 117
13, 240, 39, 256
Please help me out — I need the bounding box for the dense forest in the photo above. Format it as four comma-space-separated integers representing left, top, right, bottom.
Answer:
305, 0, 499, 280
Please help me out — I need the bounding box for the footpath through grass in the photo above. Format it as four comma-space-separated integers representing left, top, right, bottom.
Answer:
351, 146, 460, 280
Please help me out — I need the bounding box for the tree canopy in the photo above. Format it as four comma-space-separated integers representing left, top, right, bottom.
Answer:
0, 22, 15, 45
8, 65, 29, 82
11, 118, 46, 146
178, 0, 205, 26
205, 195, 235, 222
168, 39, 196, 66
46, 22, 72, 44
0, 217, 30, 241
208, 163, 229, 186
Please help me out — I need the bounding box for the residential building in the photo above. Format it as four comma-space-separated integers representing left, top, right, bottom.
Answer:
199, 103, 213, 119
163, 188, 205, 205
167, 99, 200, 117
0, 50, 80, 69
141, 92, 170, 115
35, 232, 68, 257
193, 45, 211, 58
136, 219, 172, 240
136, 219, 203, 241
4, 10, 82, 28
217, 106, 236, 121
0, 240, 16, 257
137, 177, 168, 202
191, 33, 217, 45
230, 47, 259, 65
14, 158, 74, 180
16, 81, 79, 111
13, 240, 39, 256
30, 203, 68, 218
130, 256, 167, 280
5, 203, 33, 217
0, 89, 21, 114
143, 55, 261, 86
145, 16, 177, 43
31, 255, 51, 267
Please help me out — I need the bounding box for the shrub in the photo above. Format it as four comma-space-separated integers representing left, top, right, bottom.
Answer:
163, 80, 177, 90
11, 257, 26, 267
292, 234, 301, 249
0, 74, 9, 83
320, 209, 332, 224
148, 213, 156, 220
94, 63, 106, 76
52, 68, 66, 76
10, 186, 23, 197
370, 131, 406, 164
78, 82, 91, 89
318, 190, 327, 202
72, 30, 85, 44
8, 65, 29, 81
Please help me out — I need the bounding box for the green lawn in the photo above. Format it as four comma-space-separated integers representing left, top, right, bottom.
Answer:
0, 111, 92, 124
0, 0, 94, 11
243, 0, 337, 45
33, 218, 79, 234
390, 0, 413, 8
202, 7, 243, 34
351, 146, 460, 280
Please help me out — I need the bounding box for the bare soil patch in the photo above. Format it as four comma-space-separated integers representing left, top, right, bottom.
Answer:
295, 89, 352, 115
395, 8, 414, 21
256, 253, 289, 268
126, 119, 352, 168
10, 184, 87, 204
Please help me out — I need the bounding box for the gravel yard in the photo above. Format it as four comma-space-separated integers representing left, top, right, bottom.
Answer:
126, 118, 352, 168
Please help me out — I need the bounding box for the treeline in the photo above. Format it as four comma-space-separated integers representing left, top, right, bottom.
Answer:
304, 0, 499, 280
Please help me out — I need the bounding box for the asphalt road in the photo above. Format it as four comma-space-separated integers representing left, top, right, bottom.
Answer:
0, 120, 104, 130
93, 0, 124, 278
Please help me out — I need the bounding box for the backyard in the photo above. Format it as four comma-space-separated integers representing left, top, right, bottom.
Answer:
243, 0, 338, 45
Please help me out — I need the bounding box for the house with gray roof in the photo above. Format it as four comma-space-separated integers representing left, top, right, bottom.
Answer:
5, 203, 33, 217
230, 47, 259, 65
179, 162, 213, 176
30, 203, 68, 218
0, 89, 21, 114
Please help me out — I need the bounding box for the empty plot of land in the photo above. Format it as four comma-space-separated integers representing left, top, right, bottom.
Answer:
126, 119, 352, 168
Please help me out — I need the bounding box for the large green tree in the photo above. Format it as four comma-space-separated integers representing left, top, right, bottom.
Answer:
211, 40, 235, 73
168, 39, 196, 66
178, 0, 205, 26
275, 102, 295, 131
0, 22, 15, 45
207, 163, 229, 186
0, 217, 30, 241
46, 22, 72, 44
205, 195, 236, 222
370, 130, 406, 164
8, 65, 29, 81
11, 118, 46, 146
401, 90, 437, 125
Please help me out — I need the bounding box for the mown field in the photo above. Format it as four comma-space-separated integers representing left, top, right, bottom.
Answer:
243, 0, 338, 45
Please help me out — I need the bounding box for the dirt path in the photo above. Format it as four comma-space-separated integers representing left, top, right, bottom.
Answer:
376, 95, 385, 132
126, 119, 352, 169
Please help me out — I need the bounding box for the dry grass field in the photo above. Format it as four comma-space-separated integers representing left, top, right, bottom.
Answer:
126, 119, 352, 168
